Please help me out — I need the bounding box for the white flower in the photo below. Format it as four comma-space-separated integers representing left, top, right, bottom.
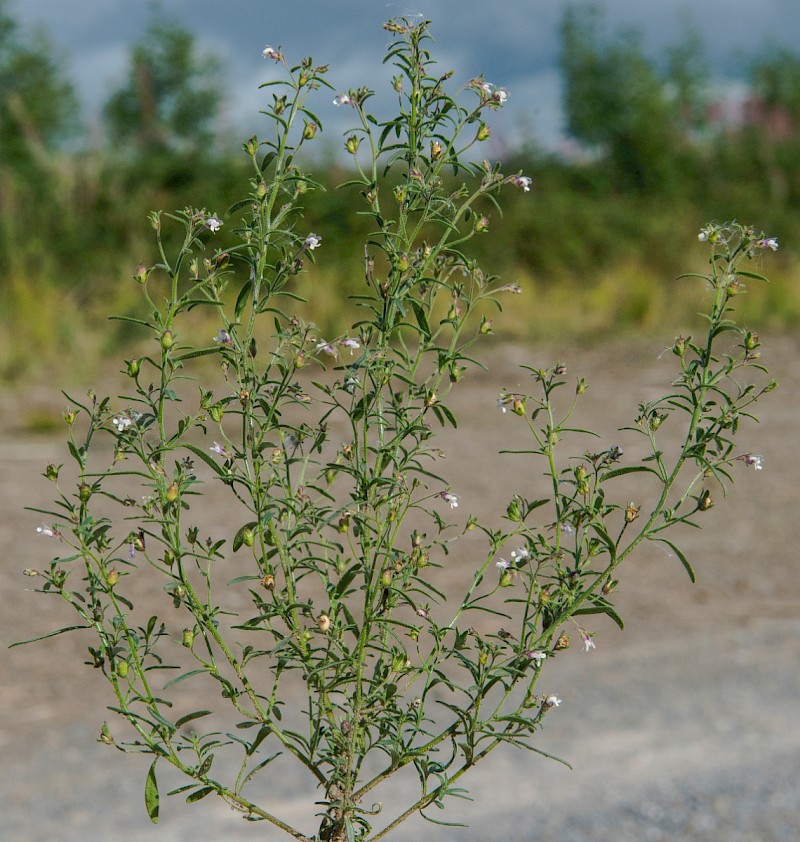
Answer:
511, 547, 530, 562
213, 328, 232, 345
304, 233, 322, 250
36, 524, 56, 538
741, 453, 764, 470
262, 45, 281, 61
205, 215, 223, 233
698, 228, 709, 242
512, 175, 532, 192
526, 650, 547, 667
581, 631, 596, 653
545, 695, 561, 708
439, 491, 458, 509
210, 442, 231, 458
112, 414, 133, 432
757, 237, 779, 251
492, 87, 509, 105
495, 559, 511, 569
333, 92, 353, 107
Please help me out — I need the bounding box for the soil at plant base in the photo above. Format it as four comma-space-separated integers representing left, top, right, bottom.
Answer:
2, 336, 799, 842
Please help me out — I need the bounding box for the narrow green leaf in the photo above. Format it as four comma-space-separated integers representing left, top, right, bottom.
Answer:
174, 710, 213, 729
186, 786, 215, 803
10, 625, 89, 647
600, 465, 660, 482
145, 760, 160, 823
163, 668, 207, 689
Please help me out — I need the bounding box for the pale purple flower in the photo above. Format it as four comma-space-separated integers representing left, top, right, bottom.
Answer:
340, 337, 360, 352
439, 491, 459, 509
316, 340, 338, 357
333, 92, 353, 107
304, 233, 322, 250
581, 631, 596, 653
128, 542, 137, 560
545, 695, 561, 708
415, 607, 430, 619
511, 547, 530, 562
512, 175, 533, 192
496, 559, 511, 570
213, 328, 232, 345
756, 237, 779, 251
262, 45, 281, 61
210, 442, 231, 458
205, 215, 223, 233
740, 453, 764, 471
36, 523, 56, 538
525, 650, 547, 667
496, 283, 523, 294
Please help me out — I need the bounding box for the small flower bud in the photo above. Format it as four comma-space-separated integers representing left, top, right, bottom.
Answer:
476, 123, 491, 141
63, 409, 76, 426
744, 330, 760, 351
474, 215, 490, 233
125, 358, 141, 377
182, 628, 194, 648
345, 135, 361, 155
133, 264, 149, 284
381, 568, 393, 587
106, 569, 120, 587
78, 482, 92, 502
239, 389, 250, 406
98, 722, 115, 745
303, 121, 318, 139
160, 330, 174, 350
506, 495, 523, 522
430, 140, 443, 160
479, 317, 493, 335
209, 403, 224, 423
165, 482, 180, 503
499, 570, 515, 587
697, 489, 714, 511
242, 528, 255, 548
338, 514, 350, 533
673, 336, 686, 357
244, 135, 258, 156
187, 527, 198, 545
45, 463, 60, 482
116, 659, 129, 678
512, 396, 526, 416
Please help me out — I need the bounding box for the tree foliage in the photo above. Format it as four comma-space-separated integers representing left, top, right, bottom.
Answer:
0, 0, 78, 171
103, 10, 223, 156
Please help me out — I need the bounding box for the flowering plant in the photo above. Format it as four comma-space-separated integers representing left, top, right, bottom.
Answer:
19, 19, 774, 842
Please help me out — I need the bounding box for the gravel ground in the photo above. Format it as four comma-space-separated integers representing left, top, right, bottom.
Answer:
3, 336, 799, 841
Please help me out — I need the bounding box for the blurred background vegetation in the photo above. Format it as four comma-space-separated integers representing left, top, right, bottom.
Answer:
1, 1, 798, 387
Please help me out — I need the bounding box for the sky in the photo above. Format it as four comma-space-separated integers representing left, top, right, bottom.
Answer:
11, 0, 800, 153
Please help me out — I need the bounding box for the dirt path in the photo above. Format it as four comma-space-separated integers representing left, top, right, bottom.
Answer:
3, 336, 798, 840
